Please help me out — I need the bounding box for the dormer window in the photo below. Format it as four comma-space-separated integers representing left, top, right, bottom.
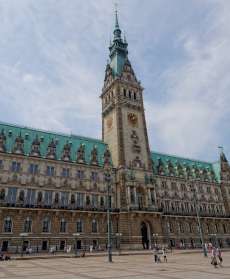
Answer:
30, 135, 41, 157
0, 129, 6, 152
46, 139, 56, 159
62, 142, 71, 161
13, 133, 24, 154
91, 146, 98, 165
77, 144, 85, 164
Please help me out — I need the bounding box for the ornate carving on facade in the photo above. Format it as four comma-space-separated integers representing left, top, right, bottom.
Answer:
130, 130, 141, 153
103, 147, 111, 166
46, 139, 56, 159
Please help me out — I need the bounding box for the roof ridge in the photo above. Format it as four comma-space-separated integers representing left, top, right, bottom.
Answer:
0, 120, 105, 144
151, 150, 215, 165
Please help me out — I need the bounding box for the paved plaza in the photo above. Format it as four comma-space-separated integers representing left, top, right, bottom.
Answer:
0, 251, 230, 278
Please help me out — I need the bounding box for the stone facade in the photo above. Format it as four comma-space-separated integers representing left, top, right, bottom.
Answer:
0, 11, 230, 254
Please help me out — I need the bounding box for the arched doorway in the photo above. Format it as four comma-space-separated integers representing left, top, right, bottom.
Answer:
141, 222, 151, 249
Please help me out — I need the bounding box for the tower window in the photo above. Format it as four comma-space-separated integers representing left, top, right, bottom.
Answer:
134, 92, 136, 100
129, 90, 132, 99
123, 89, 126, 97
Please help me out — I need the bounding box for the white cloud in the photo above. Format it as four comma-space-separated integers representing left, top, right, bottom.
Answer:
146, 0, 230, 161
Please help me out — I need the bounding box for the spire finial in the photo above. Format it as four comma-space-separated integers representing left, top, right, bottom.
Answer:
114, 2, 119, 28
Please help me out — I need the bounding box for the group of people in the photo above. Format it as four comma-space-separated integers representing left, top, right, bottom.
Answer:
209, 245, 223, 268
153, 246, 167, 263
0, 252, 11, 261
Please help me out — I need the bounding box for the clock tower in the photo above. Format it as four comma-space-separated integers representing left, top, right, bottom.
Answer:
101, 10, 152, 171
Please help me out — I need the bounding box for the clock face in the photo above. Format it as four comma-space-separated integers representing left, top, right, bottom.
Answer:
128, 113, 138, 127
106, 117, 113, 130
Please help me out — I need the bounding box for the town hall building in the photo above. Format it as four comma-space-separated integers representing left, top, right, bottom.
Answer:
0, 11, 229, 253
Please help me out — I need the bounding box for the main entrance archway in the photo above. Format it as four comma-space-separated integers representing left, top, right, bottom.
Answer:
141, 222, 151, 249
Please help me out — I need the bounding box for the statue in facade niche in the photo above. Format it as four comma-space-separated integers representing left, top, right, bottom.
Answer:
167, 160, 174, 175
157, 159, 164, 175
46, 138, 56, 159
77, 143, 85, 163
62, 142, 71, 161
13, 133, 24, 154
103, 147, 111, 165
91, 145, 98, 165
30, 135, 41, 156
0, 129, 6, 152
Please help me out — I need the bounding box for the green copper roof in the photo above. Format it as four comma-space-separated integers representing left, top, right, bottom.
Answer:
0, 121, 110, 167
151, 151, 220, 183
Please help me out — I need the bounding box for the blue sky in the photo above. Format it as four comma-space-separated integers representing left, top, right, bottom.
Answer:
0, 0, 229, 162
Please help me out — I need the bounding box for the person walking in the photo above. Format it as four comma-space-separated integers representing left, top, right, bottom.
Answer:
153, 247, 158, 263
211, 246, 218, 268
162, 247, 167, 263
216, 247, 223, 267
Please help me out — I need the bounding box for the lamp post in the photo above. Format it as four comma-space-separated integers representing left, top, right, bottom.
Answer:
191, 181, 207, 257
73, 233, 80, 257
104, 167, 112, 263
19, 233, 28, 257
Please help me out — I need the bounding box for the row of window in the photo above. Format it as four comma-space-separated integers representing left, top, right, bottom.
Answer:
0, 187, 110, 208
166, 221, 228, 234
3, 217, 101, 234
160, 181, 220, 195
160, 200, 224, 215
104, 89, 139, 105
1, 161, 102, 180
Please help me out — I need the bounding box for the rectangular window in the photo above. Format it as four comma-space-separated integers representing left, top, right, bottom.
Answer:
29, 164, 38, 175
46, 166, 55, 176
77, 170, 84, 180
91, 172, 98, 182
76, 193, 84, 208
92, 194, 98, 208
62, 168, 70, 177
25, 189, 36, 206
60, 192, 69, 207
0, 160, 3, 169
11, 161, 21, 172
6, 187, 17, 204
76, 220, 82, 233
44, 191, 53, 207
130, 188, 135, 204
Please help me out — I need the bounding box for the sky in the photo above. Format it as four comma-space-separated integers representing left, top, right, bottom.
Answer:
0, 0, 229, 162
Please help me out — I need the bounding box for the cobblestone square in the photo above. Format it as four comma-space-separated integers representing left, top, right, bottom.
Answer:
0, 251, 230, 278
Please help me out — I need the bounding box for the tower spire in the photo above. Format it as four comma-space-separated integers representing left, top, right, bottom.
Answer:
113, 3, 122, 41
115, 3, 119, 29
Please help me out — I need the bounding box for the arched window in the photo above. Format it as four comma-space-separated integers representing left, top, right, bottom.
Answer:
24, 217, 32, 233
37, 191, 43, 203
133, 92, 136, 100
128, 90, 132, 99
123, 88, 126, 97
92, 219, 98, 233
4, 217, 12, 232
42, 217, 51, 233
0, 189, 5, 200
60, 218, 66, 233
19, 190, 25, 202
76, 219, 83, 233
